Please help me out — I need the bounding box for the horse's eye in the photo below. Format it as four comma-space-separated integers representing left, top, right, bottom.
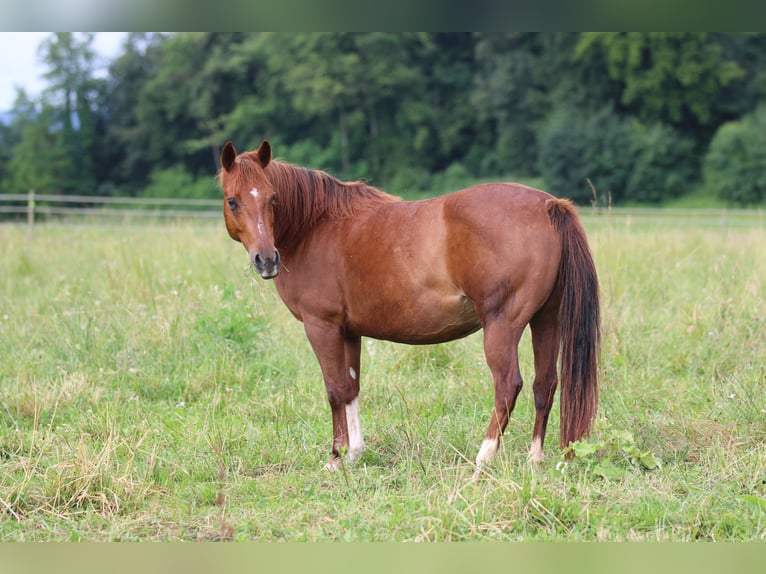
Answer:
227, 197, 238, 211
270, 195, 277, 206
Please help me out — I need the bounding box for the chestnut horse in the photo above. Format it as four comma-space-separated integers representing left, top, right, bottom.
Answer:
218, 140, 599, 478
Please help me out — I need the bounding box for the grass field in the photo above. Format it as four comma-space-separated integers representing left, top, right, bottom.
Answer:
0, 210, 764, 541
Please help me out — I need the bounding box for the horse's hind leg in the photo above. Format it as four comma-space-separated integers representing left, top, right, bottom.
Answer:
473, 317, 526, 479
528, 295, 562, 464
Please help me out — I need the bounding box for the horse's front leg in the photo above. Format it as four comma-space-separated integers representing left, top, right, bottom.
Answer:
343, 335, 364, 462
303, 321, 363, 470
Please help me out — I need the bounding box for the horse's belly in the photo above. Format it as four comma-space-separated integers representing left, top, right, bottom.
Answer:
348, 291, 481, 345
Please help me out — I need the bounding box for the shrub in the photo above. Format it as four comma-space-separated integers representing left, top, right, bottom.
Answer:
539, 107, 699, 205
625, 123, 697, 204
703, 105, 766, 206
431, 162, 474, 193
141, 165, 218, 199
493, 127, 539, 177
385, 165, 432, 195
538, 106, 636, 204
279, 137, 342, 173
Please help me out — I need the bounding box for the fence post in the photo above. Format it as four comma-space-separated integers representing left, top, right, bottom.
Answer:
27, 189, 35, 234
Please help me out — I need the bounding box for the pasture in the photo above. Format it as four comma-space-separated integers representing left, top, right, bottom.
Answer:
0, 211, 764, 541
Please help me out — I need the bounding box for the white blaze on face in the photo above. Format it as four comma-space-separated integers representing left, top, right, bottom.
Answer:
345, 397, 364, 462
349, 367, 357, 380
249, 189, 267, 236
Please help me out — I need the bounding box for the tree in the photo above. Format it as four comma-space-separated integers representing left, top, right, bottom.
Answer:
132, 33, 259, 183
3, 32, 766, 204
410, 32, 477, 176
249, 33, 446, 185
471, 33, 547, 175
575, 33, 745, 134
36, 33, 105, 195
704, 104, 766, 205
102, 32, 166, 194
5, 91, 69, 195
625, 123, 697, 204
538, 106, 637, 204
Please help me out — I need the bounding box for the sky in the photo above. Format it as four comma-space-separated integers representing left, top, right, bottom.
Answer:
0, 32, 127, 112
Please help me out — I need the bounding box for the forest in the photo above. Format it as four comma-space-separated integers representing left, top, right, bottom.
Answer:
1, 32, 766, 206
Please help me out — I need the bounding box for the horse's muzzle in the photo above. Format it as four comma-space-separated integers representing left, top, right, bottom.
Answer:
251, 250, 280, 279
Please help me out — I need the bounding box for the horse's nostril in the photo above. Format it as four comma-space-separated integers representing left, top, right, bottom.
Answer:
251, 251, 279, 277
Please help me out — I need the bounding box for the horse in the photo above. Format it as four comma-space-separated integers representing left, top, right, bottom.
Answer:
218, 140, 600, 479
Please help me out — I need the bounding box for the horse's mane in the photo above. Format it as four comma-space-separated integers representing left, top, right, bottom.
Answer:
265, 160, 400, 250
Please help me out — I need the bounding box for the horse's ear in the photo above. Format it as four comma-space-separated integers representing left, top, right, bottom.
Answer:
256, 140, 271, 167
221, 141, 237, 172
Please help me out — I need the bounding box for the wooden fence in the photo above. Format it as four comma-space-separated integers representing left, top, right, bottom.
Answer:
0, 191, 221, 228
0, 191, 763, 229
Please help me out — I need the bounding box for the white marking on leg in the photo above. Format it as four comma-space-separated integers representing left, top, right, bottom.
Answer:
473, 437, 499, 479
528, 436, 544, 464
345, 397, 364, 462
324, 458, 340, 471
349, 367, 357, 380
249, 188, 259, 199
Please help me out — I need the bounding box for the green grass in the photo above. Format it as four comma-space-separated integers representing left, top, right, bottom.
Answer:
1, 213, 765, 541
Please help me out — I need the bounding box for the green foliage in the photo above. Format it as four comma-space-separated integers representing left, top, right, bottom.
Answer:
430, 162, 474, 194
625, 122, 697, 203
471, 33, 550, 175
5, 104, 67, 195
538, 106, 636, 203
4, 33, 766, 204
385, 165, 433, 195
273, 136, 349, 176
703, 104, 766, 205
564, 428, 661, 480
101, 33, 166, 193
539, 107, 701, 204
141, 165, 218, 199
37, 33, 104, 196
576, 33, 745, 128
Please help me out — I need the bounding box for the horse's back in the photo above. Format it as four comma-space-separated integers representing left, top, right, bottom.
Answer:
443, 181, 555, 219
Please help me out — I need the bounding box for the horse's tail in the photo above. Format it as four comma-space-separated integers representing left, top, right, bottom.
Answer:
546, 198, 600, 452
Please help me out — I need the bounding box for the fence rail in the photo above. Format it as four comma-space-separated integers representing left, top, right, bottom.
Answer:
580, 205, 764, 228
0, 191, 221, 226
0, 191, 764, 229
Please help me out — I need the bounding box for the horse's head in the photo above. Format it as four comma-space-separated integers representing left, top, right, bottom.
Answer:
219, 140, 281, 279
